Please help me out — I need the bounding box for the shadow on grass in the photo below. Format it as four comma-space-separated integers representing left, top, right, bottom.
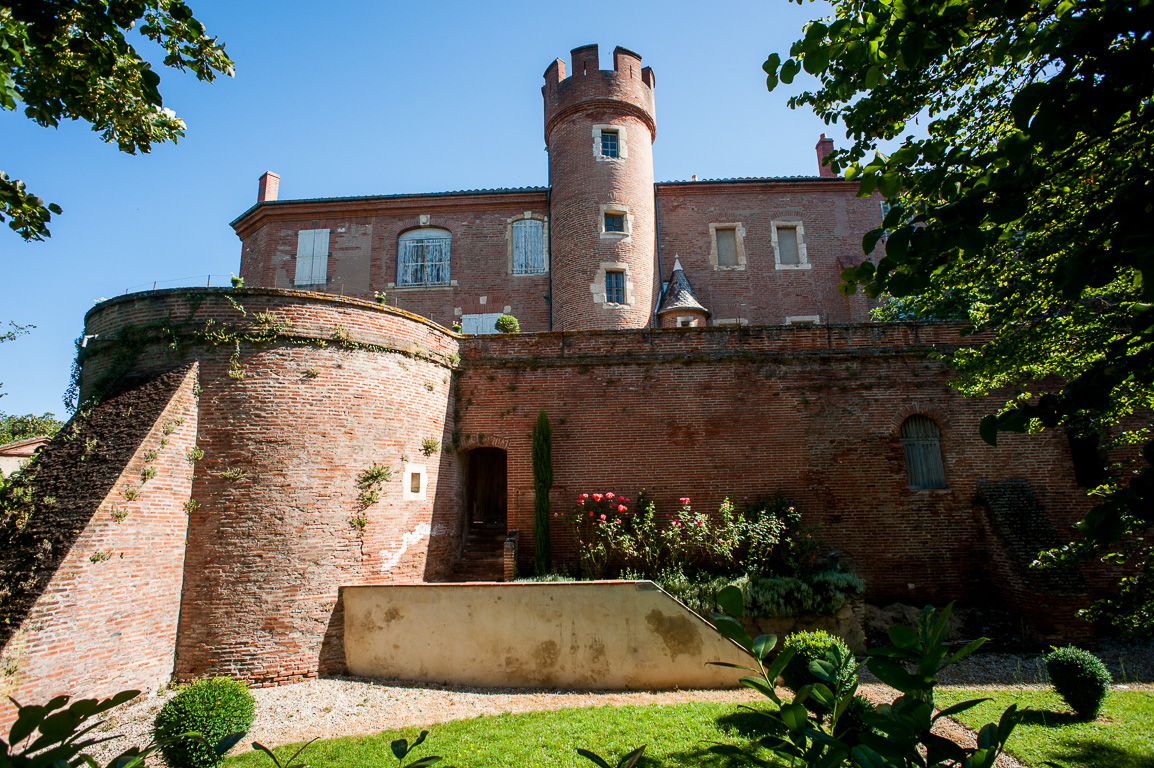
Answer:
637, 710, 777, 768
1048, 738, 1154, 768
1015, 707, 1083, 727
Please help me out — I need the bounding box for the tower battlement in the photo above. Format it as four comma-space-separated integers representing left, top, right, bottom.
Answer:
543, 44, 656, 143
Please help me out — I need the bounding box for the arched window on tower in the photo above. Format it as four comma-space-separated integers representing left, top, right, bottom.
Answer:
398, 228, 451, 286
900, 415, 947, 489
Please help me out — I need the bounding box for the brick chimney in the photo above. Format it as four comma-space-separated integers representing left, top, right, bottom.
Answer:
257, 171, 280, 202
815, 134, 836, 178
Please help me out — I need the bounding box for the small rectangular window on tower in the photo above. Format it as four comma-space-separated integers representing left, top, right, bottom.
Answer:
605, 270, 625, 303
600, 130, 619, 158
604, 213, 625, 233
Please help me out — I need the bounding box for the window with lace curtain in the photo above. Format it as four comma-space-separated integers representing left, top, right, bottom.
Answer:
397, 228, 451, 286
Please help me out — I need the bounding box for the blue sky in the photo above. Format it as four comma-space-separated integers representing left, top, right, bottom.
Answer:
0, 0, 839, 418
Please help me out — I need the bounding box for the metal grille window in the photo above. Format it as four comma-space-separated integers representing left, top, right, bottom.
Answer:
901, 415, 947, 489
604, 213, 625, 233
600, 130, 619, 158
511, 219, 545, 274
605, 270, 625, 304
398, 228, 451, 286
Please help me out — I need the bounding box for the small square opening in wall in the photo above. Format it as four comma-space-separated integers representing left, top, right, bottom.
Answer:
604, 213, 625, 233
402, 463, 427, 501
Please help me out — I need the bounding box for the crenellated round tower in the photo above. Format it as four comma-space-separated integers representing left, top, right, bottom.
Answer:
543, 44, 657, 331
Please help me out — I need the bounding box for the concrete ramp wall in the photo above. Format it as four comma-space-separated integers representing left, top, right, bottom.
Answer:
343, 581, 749, 689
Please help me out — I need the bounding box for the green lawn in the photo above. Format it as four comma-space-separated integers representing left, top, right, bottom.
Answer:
224, 702, 764, 768
935, 688, 1154, 768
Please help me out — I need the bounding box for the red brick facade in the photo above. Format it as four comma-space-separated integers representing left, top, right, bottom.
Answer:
231, 44, 877, 334
0, 365, 199, 730
0, 44, 1108, 712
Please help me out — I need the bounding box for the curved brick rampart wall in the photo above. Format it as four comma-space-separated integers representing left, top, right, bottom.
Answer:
455, 323, 1102, 630
82, 289, 462, 684
545, 45, 657, 332
0, 365, 198, 730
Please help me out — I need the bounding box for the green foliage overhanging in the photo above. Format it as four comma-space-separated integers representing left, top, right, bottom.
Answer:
0, 0, 234, 240
765, 0, 1154, 634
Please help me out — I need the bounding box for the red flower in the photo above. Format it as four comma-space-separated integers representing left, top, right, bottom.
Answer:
606, 492, 615, 499
600, 514, 607, 521
615, 519, 621, 524
581, 493, 589, 499
618, 504, 627, 513
589, 511, 594, 517
592, 493, 604, 501
679, 497, 691, 504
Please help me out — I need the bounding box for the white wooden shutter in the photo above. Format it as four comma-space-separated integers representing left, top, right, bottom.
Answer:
311, 229, 330, 285
294, 230, 315, 285
512, 220, 527, 274
482, 312, 503, 333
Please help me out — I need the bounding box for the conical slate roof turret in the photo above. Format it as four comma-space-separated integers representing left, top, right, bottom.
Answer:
657, 258, 710, 317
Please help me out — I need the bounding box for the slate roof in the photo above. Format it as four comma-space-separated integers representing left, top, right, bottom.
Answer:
657, 259, 709, 316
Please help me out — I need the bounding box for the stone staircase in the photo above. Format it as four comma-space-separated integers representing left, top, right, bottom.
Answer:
447, 523, 508, 582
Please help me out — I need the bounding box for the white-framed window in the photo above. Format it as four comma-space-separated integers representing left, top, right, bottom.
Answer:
294, 229, 330, 287
599, 204, 631, 238
900, 415, 947, 489
772, 220, 809, 269
785, 315, 821, 325
402, 462, 427, 501
709, 223, 747, 270
398, 227, 451, 286
510, 215, 547, 275
677, 316, 696, 327
459, 313, 504, 335
592, 124, 628, 160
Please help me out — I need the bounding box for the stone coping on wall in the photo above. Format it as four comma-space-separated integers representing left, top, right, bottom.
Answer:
85, 287, 457, 337
84, 288, 980, 369
460, 321, 983, 366
343, 580, 750, 690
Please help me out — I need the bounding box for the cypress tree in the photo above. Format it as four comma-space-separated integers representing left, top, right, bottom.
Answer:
532, 410, 553, 574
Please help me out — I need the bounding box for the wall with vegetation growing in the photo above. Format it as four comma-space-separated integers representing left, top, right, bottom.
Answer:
0, 365, 200, 731
79, 289, 463, 685
455, 324, 1104, 626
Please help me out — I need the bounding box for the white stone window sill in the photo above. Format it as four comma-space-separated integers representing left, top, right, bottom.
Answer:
775, 263, 812, 270
600, 232, 630, 240
712, 264, 747, 271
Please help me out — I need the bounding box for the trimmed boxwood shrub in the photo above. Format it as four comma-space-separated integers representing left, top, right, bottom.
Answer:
1045, 645, 1112, 719
154, 677, 255, 768
781, 630, 855, 714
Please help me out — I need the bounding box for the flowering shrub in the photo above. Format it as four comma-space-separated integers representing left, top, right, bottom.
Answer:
558, 489, 856, 617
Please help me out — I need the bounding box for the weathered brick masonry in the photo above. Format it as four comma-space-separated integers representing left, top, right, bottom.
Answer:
0, 365, 199, 729
0, 42, 1111, 711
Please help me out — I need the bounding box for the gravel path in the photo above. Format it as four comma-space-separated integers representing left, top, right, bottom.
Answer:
83, 645, 1153, 766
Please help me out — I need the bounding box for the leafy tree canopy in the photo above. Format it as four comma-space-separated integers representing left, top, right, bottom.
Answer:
0, 0, 233, 240
765, 0, 1153, 632
0, 410, 64, 443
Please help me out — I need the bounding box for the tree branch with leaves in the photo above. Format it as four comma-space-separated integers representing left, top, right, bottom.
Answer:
764, 0, 1154, 633
0, 0, 233, 240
